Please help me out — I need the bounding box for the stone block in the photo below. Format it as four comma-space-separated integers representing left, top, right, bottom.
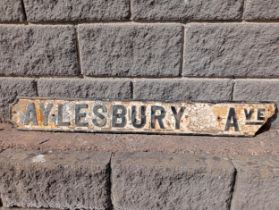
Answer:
131, 0, 243, 21
112, 152, 236, 210
0, 78, 37, 122
0, 149, 112, 210
78, 24, 182, 77
133, 78, 233, 101
231, 156, 279, 210
183, 23, 279, 78
24, 0, 129, 22
244, 0, 279, 20
0, 0, 25, 22
0, 25, 79, 76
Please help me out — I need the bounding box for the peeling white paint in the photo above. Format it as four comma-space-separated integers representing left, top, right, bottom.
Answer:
32, 154, 46, 163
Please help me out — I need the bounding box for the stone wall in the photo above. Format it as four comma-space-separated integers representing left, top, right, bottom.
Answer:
0, 148, 277, 210
0, 0, 279, 128
0, 2, 279, 210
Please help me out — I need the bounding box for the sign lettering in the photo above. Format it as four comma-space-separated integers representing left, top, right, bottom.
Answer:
10, 98, 276, 136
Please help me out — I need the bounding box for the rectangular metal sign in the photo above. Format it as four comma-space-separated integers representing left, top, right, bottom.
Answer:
10, 98, 276, 136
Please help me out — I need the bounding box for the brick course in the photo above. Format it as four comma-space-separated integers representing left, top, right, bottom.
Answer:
233, 80, 279, 102
133, 79, 233, 101
23, 0, 130, 22
131, 0, 243, 21
37, 78, 132, 100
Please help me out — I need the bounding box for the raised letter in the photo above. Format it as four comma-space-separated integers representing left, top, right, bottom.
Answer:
112, 105, 127, 128
75, 104, 89, 127
131, 106, 146, 128
257, 109, 265, 121
40, 103, 53, 126
244, 108, 254, 121
171, 106, 185, 129
93, 104, 107, 127
225, 108, 239, 131
57, 104, 70, 126
24, 103, 38, 125
151, 106, 166, 129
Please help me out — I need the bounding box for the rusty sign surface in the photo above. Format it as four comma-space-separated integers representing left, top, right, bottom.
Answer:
10, 98, 276, 136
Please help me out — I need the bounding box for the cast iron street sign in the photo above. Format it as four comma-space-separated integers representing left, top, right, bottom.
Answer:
10, 98, 276, 136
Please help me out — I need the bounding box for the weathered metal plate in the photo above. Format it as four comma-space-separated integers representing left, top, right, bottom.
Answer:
10, 98, 276, 136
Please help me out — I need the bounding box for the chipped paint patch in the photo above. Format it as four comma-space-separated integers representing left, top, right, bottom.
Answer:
32, 154, 46, 163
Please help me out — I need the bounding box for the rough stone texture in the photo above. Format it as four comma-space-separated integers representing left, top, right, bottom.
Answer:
23, 0, 129, 22
131, 0, 243, 21
133, 79, 233, 101
0, 0, 25, 22
233, 80, 279, 102
0, 149, 112, 210
78, 24, 183, 77
183, 23, 279, 78
233, 79, 279, 128
112, 152, 236, 210
0, 25, 79, 76
0, 78, 37, 122
244, 0, 279, 20
231, 156, 279, 210
37, 78, 132, 99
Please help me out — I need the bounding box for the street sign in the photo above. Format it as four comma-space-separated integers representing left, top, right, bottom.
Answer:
10, 98, 276, 136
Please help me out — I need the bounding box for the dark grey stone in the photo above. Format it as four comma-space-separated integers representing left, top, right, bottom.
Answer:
233, 80, 279, 102
0, 149, 112, 210
0, 25, 79, 76
231, 156, 279, 210
183, 23, 279, 78
244, 0, 279, 20
78, 24, 183, 77
131, 0, 243, 21
0, 78, 37, 122
23, 0, 129, 22
133, 79, 233, 101
0, 0, 25, 22
38, 78, 132, 99
112, 152, 236, 210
